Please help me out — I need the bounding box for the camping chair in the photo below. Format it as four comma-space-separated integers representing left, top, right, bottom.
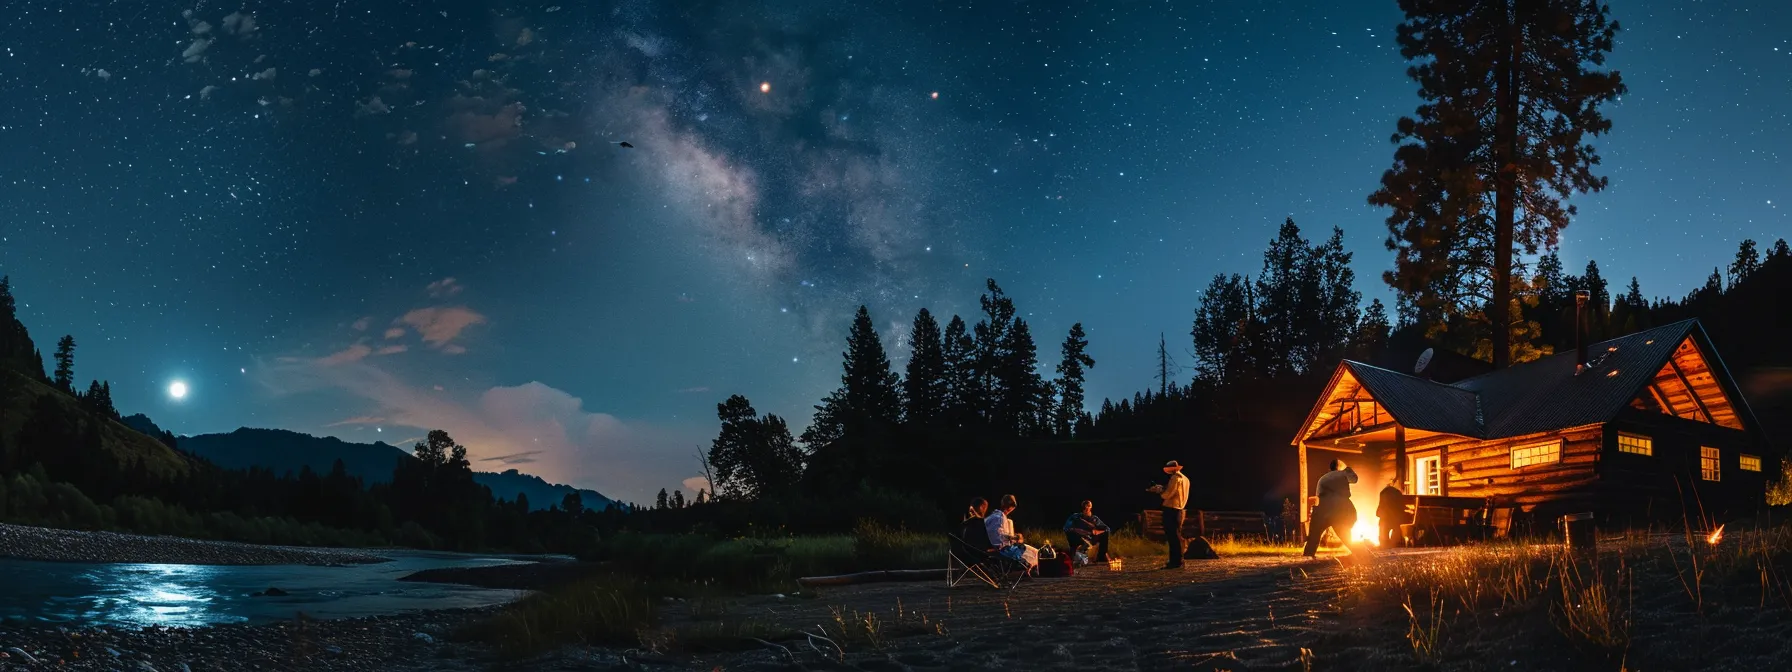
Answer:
946, 532, 1026, 590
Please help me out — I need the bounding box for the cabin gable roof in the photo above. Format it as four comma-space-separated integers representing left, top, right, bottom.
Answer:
1293, 319, 1758, 445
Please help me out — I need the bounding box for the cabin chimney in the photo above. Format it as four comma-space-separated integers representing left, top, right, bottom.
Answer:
1574, 289, 1591, 374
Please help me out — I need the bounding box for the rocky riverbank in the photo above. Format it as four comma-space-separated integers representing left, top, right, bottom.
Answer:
0, 524, 388, 566
0, 609, 495, 671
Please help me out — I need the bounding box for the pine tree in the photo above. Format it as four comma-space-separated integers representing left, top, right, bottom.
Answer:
655, 489, 669, 510
1309, 227, 1363, 366
1772, 239, 1791, 262
671, 490, 685, 509
1054, 323, 1095, 437
1253, 219, 1312, 377
1370, 0, 1624, 368
901, 308, 948, 427
841, 306, 902, 429
53, 335, 76, 392
1729, 239, 1761, 286
799, 389, 846, 450
941, 315, 978, 426
973, 279, 1017, 423
1154, 333, 1175, 396
1353, 299, 1391, 359
997, 318, 1045, 436
1191, 274, 1252, 384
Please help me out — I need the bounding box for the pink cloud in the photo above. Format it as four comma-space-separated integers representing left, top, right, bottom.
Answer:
317, 343, 372, 366
384, 327, 406, 340
397, 306, 486, 347
427, 277, 463, 298
351, 317, 372, 331
681, 476, 711, 496
442, 344, 468, 355
257, 361, 704, 503
375, 344, 408, 356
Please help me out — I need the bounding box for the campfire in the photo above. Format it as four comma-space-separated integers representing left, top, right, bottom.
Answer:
1706, 524, 1725, 546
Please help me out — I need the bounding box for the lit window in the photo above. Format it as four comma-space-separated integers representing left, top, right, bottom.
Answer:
1511, 441, 1562, 469
1741, 454, 1762, 472
1701, 447, 1721, 481
1617, 433, 1653, 456
1413, 456, 1441, 495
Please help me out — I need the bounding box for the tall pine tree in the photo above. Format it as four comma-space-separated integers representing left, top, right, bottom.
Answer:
53, 335, 76, 392
1054, 323, 1095, 437
1370, 0, 1624, 368
941, 315, 978, 428
972, 279, 1017, 424
901, 308, 948, 427
841, 306, 902, 429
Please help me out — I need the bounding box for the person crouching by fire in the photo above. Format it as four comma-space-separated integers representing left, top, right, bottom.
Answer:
1302, 459, 1359, 557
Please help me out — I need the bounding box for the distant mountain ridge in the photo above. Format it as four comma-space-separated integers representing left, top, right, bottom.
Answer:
175, 427, 612, 511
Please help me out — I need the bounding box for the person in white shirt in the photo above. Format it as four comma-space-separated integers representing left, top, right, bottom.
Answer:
1146, 460, 1191, 569
984, 494, 1039, 571
1302, 459, 1360, 557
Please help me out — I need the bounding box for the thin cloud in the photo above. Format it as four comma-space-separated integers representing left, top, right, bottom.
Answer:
675, 386, 711, 394
427, 277, 463, 298
397, 306, 486, 347
481, 450, 545, 465
375, 344, 408, 356
384, 327, 406, 339
327, 415, 386, 427
317, 343, 372, 366
351, 317, 372, 331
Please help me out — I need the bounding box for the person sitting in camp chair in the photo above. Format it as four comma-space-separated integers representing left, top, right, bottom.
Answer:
985, 494, 1039, 572
1063, 499, 1112, 563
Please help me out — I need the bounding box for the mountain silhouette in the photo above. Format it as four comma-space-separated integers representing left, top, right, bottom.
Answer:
176, 427, 612, 511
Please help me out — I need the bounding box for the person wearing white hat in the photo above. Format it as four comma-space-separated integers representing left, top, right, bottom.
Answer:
1147, 460, 1190, 569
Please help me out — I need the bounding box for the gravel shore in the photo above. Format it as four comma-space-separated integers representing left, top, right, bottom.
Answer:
0, 524, 389, 566
0, 609, 495, 671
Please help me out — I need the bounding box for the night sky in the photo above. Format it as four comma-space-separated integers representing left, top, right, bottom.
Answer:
3, 1, 1786, 503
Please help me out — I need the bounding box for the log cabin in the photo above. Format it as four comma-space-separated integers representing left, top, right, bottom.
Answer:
1292, 319, 1774, 536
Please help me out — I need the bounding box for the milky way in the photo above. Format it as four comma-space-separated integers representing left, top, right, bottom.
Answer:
2, 0, 1786, 502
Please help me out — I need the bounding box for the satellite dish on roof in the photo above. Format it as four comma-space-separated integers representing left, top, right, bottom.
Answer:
1415, 348, 1435, 375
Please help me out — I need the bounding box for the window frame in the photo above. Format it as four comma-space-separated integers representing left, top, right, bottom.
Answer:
1413, 455, 1441, 496
1510, 440, 1563, 470
1616, 432, 1653, 456
1740, 453, 1762, 473
1700, 446, 1721, 482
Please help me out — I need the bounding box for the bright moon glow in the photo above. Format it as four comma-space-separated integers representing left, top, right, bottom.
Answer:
168, 381, 188, 399
759, 81, 771, 93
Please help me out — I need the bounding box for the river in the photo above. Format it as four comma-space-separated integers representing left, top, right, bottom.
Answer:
0, 550, 532, 628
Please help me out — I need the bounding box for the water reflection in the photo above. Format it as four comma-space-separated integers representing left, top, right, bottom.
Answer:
109, 564, 222, 627
0, 551, 528, 627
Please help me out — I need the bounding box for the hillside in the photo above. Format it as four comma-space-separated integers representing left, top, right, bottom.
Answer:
177, 428, 613, 510
0, 368, 190, 482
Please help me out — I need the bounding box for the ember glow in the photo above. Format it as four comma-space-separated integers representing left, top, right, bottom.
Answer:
1708, 524, 1725, 545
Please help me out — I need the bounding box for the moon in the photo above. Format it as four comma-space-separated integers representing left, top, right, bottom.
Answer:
168, 381, 189, 399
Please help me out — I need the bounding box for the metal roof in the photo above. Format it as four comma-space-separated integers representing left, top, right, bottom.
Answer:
1315, 320, 1727, 441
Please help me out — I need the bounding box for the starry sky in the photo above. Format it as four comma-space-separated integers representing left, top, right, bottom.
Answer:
2, 1, 1786, 503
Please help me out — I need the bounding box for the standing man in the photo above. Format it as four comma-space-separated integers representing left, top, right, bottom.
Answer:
1376, 480, 1409, 547
1146, 460, 1189, 569
1302, 459, 1360, 557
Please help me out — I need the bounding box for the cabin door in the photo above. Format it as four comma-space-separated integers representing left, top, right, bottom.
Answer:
1413, 455, 1441, 495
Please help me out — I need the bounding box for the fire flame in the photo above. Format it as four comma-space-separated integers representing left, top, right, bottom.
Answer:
1350, 491, 1381, 546
1707, 524, 1725, 545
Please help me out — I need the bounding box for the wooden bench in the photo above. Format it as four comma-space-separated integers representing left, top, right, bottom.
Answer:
1397, 495, 1494, 546
1139, 509, 1269, 541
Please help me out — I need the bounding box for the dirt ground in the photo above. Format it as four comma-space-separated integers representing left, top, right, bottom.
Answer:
673, 553, 1392, 671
